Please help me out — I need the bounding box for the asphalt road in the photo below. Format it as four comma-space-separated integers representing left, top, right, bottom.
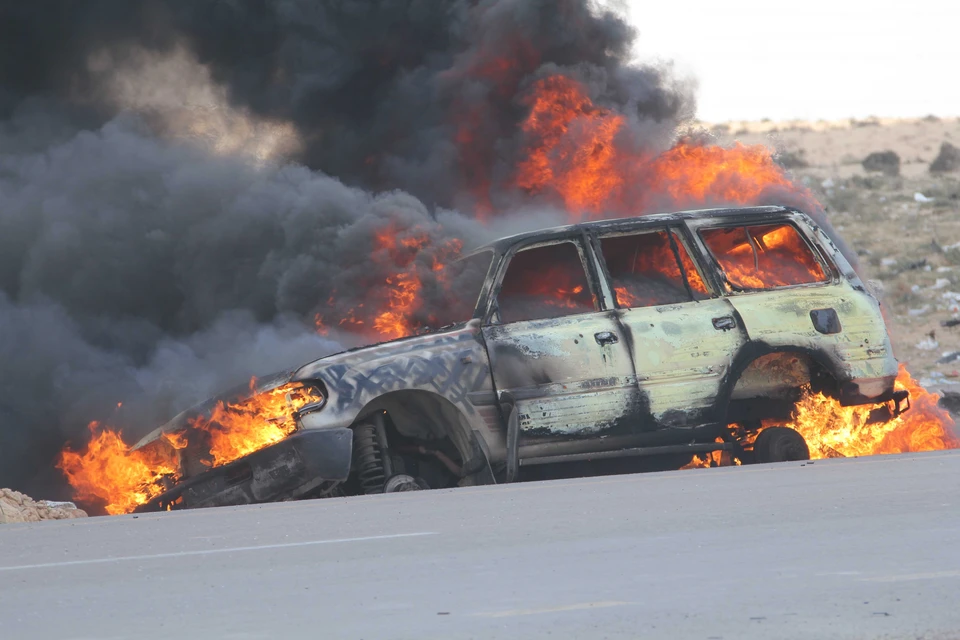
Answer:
2, 451, 960, 640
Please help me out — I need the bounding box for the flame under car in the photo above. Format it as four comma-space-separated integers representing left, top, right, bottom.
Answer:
121, 205, 918, 512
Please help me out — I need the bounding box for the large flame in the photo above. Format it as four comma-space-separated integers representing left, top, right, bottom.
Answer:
682, 366, 958, 471
784, 365, 958, 459
57, 381, 321, 514
513, 75, 810, 219
315, 225, 464, 342
318, 74, 815, 344
701, 223, 827, 290
57, 424, 184, 516
195, 381, 323, 467
516, 75, 626, 215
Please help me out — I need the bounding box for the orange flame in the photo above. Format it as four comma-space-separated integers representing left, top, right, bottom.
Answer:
372, 272, 422, 340
701, 223, 827, 290
516, 75, 626, 215
514, 75, 812, 219
57, 423, 184, 515
319, 226, 463, 342
648, 142, 795, 205
58, 381, 322, 514
782, 365, 958, 459
193, 381, 323, 467
681, 367, 957, 471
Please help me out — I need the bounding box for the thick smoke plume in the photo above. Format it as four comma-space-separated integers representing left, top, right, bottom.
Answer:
2, 1, 804, 497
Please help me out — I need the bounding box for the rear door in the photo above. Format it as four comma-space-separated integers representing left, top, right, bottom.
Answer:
481, 236, 640, 442
591, 225, 748, 429
689, 216, 853, 354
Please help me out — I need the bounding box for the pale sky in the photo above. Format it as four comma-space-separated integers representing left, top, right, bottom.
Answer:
624, 0, 959, 122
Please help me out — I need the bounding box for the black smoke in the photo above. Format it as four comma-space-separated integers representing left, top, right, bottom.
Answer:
0, 1, 694, 496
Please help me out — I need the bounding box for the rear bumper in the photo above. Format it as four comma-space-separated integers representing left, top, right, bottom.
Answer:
838, 375, 908, 412
136, 428, 353, 512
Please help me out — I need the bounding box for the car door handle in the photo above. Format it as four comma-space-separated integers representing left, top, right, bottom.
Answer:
712, 316, 736, 331
595, 331, 619, 346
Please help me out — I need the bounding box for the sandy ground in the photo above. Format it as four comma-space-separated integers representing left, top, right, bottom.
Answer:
707, 116, 960, 390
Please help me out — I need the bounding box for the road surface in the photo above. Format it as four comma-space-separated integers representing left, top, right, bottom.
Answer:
2, 451, 960, 639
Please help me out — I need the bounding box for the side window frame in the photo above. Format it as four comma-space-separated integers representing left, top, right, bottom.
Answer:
483, 234, 602, 326
453, 248, 497, 322
588, 225, 715, 310
694, 218, 837, 293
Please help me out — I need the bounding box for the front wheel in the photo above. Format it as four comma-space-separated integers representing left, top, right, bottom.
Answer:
753, 427, 810, 463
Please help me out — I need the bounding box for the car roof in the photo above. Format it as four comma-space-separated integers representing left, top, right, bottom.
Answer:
470, 205, 795, 255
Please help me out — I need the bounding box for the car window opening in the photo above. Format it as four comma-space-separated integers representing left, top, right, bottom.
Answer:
600, 230, 709, 309
497, 241, 596, 323
700, 222, 828, 290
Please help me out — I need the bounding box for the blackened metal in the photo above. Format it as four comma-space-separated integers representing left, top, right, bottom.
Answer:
520, 441, 738, 466
809, 308, 842, 335
666, 228, 695, 300
372, 411, 394, 479
744, 226, 761, 273
503, 393, 520, 483
712, 316, 736, 331
353, 423, 387, 494
594, 331, 618, 346
136, 428, 352, 512
293, 395, 327, 419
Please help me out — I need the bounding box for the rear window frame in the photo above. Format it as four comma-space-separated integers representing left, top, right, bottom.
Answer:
695, 219, 837, 293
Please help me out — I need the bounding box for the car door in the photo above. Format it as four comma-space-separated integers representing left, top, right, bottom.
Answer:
691, 216, 891, 376
481, 235, 641, 444
592, 225, 748, 429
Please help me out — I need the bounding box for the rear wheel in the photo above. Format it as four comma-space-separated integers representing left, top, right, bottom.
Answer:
753, 427, 810, 463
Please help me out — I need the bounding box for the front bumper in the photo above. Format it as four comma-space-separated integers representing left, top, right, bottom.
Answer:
136, 428, 353, 512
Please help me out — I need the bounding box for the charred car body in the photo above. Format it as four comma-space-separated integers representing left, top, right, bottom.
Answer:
133, 205, 907, 511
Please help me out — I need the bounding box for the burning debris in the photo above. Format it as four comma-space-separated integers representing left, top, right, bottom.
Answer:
57, 380, 323, 515
784, 366, 957, 459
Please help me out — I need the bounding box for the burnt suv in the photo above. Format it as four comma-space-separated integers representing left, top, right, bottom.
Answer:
133, 205, 906, 510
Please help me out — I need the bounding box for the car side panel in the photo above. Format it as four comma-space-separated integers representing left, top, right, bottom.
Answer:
723, 282, 898, 393
292, 322, 507, 460
617, 298, 747, 428
482, 311, 641, 438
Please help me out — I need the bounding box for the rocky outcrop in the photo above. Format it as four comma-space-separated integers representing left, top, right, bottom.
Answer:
0, 488, 88, 523
862, 150, 901, 177
930, 142, 960, 173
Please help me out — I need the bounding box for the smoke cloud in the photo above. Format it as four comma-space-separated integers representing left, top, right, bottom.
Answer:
0, 0, 703, 495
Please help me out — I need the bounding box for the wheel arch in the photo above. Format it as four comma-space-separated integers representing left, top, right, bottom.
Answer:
354, 389, 494, 484
718, 343, 842, 423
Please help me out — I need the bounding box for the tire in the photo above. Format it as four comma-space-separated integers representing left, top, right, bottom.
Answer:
753, 427, 810, 463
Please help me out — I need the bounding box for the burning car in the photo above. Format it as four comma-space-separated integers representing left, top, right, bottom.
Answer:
76, 205, 911, 512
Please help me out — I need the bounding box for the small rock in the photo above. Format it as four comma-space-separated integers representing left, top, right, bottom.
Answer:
915, 192, 935, 203
862, 150, 901, 176
930, 142, 960, 173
